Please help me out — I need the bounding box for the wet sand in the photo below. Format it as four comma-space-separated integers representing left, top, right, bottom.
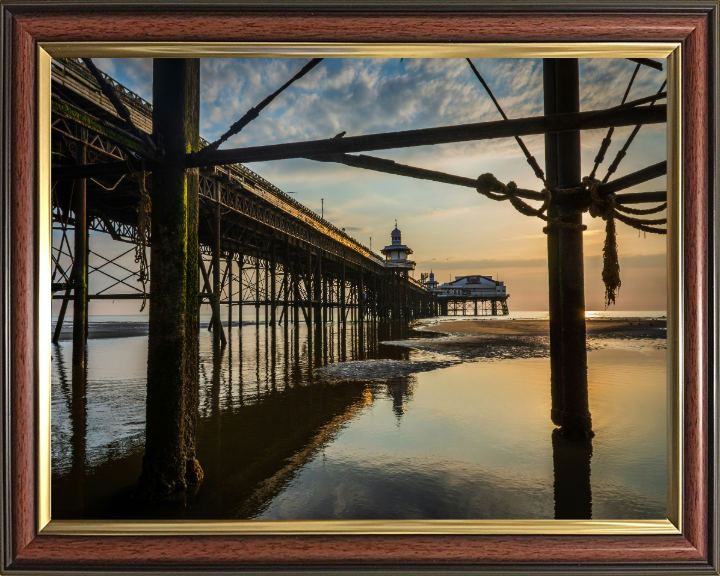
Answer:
420, 318, 666, 339
53, 320, 240, 341
55, 322, 149, 341
365, 317, 667, 366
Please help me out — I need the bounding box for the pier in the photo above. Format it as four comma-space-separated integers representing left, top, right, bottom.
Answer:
423, 273, 511, 316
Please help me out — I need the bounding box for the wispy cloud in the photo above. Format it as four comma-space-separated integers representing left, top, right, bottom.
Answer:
98, 56, 667, 310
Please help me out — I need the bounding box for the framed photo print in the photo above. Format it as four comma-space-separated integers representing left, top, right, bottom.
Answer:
1, 1, 717, 573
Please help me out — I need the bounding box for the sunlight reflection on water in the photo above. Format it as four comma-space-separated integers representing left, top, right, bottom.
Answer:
51, 318, 665, 520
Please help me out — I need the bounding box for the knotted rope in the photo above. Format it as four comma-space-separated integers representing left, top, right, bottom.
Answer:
587, 181, 621, 306
476, 173, 667, 308
129, 159, 151, 311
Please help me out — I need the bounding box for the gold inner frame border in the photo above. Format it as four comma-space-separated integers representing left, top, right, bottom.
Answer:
37, 42, 682, 536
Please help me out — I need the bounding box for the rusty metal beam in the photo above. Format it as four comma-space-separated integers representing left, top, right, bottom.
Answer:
54, 105, 667, 180
627, 58, 663, 71
187, 105, 666, 167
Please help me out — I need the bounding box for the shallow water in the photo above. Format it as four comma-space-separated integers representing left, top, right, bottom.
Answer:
52, 316, 666, 520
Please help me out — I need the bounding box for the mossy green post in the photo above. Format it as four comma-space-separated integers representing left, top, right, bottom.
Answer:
137, 59, 203, 499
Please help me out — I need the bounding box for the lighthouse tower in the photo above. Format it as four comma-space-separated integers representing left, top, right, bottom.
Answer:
380, 221, 415, 270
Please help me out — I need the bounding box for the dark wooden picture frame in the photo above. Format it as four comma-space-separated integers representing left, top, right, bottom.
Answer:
1, 1, 717, 573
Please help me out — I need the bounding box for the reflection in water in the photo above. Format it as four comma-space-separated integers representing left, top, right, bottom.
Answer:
552, 429, 593, 519
51, 319, 666, 520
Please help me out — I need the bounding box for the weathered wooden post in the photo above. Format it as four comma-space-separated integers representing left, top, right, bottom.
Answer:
138, 58, 203, 499
555, 58, 593, 437
544, 58, 564, 427
72, 128, 88, 378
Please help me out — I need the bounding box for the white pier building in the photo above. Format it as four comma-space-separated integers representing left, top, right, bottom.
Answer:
422, 274, 510, 316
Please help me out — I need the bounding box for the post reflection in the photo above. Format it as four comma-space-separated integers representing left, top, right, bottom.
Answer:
552, 428, 593, 519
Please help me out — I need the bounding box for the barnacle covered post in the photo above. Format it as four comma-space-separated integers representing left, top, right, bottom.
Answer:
137, 58, 203, 499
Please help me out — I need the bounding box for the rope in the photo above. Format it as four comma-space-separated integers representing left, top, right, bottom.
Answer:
614, 202, 666, 215
128, 159, 150, 311
476, 173, 667, 307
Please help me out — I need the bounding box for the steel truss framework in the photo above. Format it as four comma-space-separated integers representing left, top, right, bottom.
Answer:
51, 66, 439, 342
442, 297, 510, 317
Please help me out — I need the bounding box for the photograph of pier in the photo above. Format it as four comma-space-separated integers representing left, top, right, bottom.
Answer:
50, 55, 668, 520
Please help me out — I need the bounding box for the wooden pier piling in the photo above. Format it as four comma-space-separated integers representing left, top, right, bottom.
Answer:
227, 256, 232, 332
138, 58, 203, 499
71, 128, 88, 378
544, 58, 564, 427
554, 59, 593, 437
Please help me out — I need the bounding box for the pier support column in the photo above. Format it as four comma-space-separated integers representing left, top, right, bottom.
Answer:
373, 273, 377, 321
283, 250, 289, 326
341, 253, 346, 324
237, 255, 243, 328
227, 255, 233, 333
359, 271, 364, 322
255, 254, 260, 325
306, 245, 313, 326
264, 258, 269, 325
293, 259, 300, 325
555, 58, 592, 437
544, 58, 564, 427
71, 128, 88, 380
271, 243, 277, 325
323, 275, 328, 325
139, 58, 203, 499
315, 250, 322, 327
211, 185, 225, 347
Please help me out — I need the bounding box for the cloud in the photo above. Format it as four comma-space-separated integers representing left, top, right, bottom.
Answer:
93, 56, 667, 311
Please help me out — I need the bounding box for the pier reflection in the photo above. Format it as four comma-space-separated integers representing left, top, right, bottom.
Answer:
552, 429, 593, 519
51, 318, 624, 521
51, 319, 416, 519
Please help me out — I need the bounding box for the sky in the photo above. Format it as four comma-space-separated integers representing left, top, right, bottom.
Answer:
54, 57, 667, 315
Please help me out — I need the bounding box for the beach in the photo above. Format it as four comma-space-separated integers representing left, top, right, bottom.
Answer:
418, 317, 666, 338
52, 314, 668, 520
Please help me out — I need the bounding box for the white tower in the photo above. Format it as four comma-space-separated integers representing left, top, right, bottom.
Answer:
381, 220, 415, 270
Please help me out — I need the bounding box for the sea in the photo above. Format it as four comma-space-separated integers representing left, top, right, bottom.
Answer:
51, 311, 667, 520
